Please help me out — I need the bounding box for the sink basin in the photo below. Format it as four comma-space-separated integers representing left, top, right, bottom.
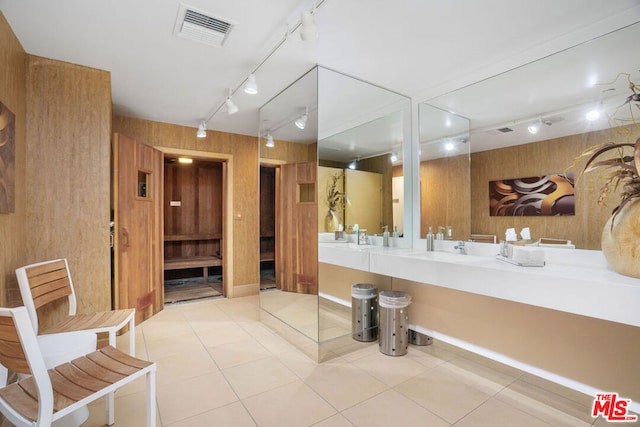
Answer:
404, 251, 488, 264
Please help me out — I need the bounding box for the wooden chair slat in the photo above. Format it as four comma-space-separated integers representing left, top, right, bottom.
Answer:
0, 383, 39, 422
100, 345, 153, 369
85, 351, 140, 376
24, 260, 67, 282
48, 369, 93, 402
70, 357, 126, 384
41, 309, 135, 335
54, 363, 112, 392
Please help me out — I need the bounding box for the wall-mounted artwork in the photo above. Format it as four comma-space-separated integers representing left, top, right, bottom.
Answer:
0, 102, 16, 214
489, 174, 574, 216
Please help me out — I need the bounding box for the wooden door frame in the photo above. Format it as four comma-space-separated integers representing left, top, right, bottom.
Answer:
260, 159, 286, 288
158, 148, 233, 298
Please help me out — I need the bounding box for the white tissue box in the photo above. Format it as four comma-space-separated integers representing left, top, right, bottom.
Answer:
496, 245, 545, 267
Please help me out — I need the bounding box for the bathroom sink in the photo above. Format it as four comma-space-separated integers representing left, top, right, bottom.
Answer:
404, 251, 488, 264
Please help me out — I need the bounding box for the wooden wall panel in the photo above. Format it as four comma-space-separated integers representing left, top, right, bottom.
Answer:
0, 12, 27, 307
113, 116, 260, 292
25, 56, 111, 328
470, 126, 640, 249
420, 153, 471, 241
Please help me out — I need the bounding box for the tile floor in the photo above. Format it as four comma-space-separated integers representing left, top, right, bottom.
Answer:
77, 295, 629, 426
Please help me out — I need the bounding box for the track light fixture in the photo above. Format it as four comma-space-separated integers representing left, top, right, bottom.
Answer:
225, 89, 238, 115
390, 151, 398, 162
265, 132, 275, 148
196, 121, 207, 138
295, 107, 308, 129
300, 9, 318, 41
196, 1, 326, 127
527, 119, 541, 135
244, 73, 258, 95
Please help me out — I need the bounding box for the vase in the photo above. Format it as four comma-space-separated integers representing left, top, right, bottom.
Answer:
601, 198, 640, 278
324, 211, 338, 232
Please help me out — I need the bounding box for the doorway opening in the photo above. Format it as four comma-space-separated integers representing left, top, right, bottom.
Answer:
260, 165, 277, 291
163, 155, 226, 304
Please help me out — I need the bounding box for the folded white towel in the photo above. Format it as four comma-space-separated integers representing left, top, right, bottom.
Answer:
511, 246, 545, 265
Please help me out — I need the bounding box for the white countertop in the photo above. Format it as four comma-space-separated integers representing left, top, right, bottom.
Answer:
319, 239, 640, 327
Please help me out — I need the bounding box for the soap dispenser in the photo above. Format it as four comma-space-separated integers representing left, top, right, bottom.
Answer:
392, 226, 399, 238
383, 226, 390, 247
426, 227, 434, 251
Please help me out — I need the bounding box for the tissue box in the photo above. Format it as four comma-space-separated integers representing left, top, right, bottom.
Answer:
497, 245, 545, 267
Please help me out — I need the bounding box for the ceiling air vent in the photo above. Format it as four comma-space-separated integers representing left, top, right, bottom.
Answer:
496, 127, 514, 133
174, 3, 234, 47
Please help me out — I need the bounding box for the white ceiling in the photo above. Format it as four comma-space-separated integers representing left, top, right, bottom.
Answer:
2, 0, 640, 144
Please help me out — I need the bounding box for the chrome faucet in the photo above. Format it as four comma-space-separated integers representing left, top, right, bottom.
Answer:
454, 241, 467, 254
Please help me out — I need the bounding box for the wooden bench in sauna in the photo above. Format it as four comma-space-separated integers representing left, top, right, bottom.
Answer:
164, 234, 222, 285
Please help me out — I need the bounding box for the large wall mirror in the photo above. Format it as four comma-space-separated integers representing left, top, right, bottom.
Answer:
421, 22, 640, 249
317, 67, 412, 242
259, 67, 319, 346
259, 66, 412, 360
418, 104, 470, 241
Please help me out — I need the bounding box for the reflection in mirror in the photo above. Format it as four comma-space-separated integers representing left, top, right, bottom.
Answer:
423, 22, 640, 249
259, 68, 319, 346
317, 67, 411, 356
418, 104, 470, 241
258, 65, 412, 361
317, 67, 412, 241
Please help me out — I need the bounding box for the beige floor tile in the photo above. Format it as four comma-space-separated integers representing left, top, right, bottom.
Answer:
155, 347, 219, 385
144, 331, 203, 360
340, 342, 380, 362
205, 337, 272, 369
456, 350, 524, 379
518, 373, 595, 408
341, 389, 449, 427
141, 317, 194, 342
195, 321, 255, 347
352, 350, 430, 387
303, 357, 389, 411
446, 355, 518, 394
311, 413, 355, 426
243, 322, 299, 354
242, 380, 337, 427
84, 392, 159, 427
405, 342, 459, 368
275, 347, 320, 379
395, 363, 492, 423
156, 371, 239, 425
495, 380, 595, 426
222, 355, 299, 399
456, 397, 550, 427
167, 401, 257, 427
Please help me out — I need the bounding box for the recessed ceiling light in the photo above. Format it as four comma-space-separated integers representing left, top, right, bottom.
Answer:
586, 109, 600, 121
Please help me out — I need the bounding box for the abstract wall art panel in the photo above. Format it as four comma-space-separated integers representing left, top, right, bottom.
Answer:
489, 174, 575, 216
0, 102, 15, 214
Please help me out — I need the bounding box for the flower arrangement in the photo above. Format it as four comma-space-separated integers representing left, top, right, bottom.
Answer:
324, 170, 350, 228
576, 74, 640, 227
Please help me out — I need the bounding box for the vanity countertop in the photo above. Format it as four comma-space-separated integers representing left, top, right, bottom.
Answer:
319, 240, 640, 327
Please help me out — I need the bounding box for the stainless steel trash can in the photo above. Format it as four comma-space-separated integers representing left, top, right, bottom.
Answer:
378, 290, 411, 356
352, 284, 378, 342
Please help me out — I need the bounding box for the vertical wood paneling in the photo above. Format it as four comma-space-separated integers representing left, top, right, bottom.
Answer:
25, 56, 111, 326
420, 153, 471, 240
0, 12, 27, 307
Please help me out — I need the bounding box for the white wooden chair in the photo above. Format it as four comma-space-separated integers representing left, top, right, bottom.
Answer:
15, 259, 135, 356
0, 306, 156, 427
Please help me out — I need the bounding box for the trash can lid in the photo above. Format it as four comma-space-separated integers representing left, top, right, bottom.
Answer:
379, 290, 411, 308
352, 283, 378, 298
